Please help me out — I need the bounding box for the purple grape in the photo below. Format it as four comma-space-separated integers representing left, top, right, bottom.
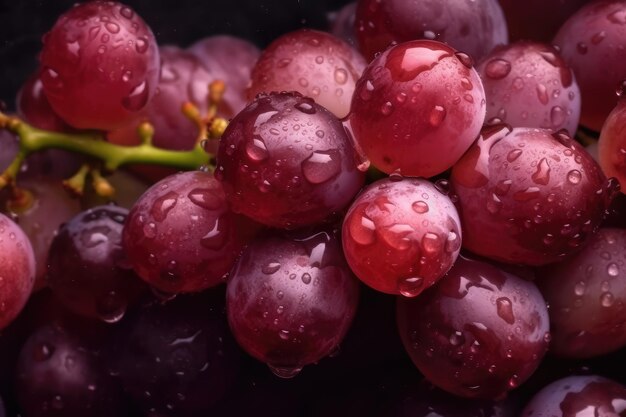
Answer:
123, 170, 247, 294
16, 72, 69, 133
216, 91, 366, 229
108, 290, 240, 416
47, 205, 145, 323
226, 228, 360, 378
397, 256, 550, 399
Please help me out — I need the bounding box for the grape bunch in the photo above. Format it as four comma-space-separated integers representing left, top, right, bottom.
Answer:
1, 0, 626, 416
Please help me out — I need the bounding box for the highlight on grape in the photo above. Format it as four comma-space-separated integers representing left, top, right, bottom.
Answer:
1, 0, 626, 415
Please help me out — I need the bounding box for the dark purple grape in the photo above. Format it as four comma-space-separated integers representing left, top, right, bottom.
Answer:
0, 213, 35, 330
15, 323, 126, 417
108, 290, 240, 416
553, 0, 626, 131
123, 170, 246, 294
477, 41, 581, 135
342, 177, 461, 297
247, 29, 366, 118
226, 228, 360, 378
537, 228, 626, 358
47, 205, 145, 323
397, 256, 550, 399
450, 125, 611, 265
355, 0, 508, 62
521, 375, 626, 417
216, 91, 365, 229
349, 40, 486, 177
16, 72, 69, 133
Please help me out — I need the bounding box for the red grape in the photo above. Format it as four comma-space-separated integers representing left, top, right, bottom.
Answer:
477, 41, 581, 136
342, 176, 461, 297
349, 40, 486, 177
598, 94, 626, 191
16, 73, 69, 133
521, 375, 626, 417
397, 256, 550, 399
553, 0, 626, 131
39, 1, 160, 130
226, 228, 360, 378
216, 91, 365, 229
248, 29, 366, 118
450, 125, 611, 265
123, 170, 246, 294
0, 213, 35, 330
47, 205, 145, 323
537, 228, 626, 358
355, 0, 508, 62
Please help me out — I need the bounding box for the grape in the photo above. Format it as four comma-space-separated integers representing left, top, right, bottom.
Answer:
108, 290, 240, 416
521, 375, 626, 417
450, 125, 612, 265
2, 178, 81, 288
598, 93, 626, 191
247, 29, 366, 118
355, 0, 508, 62
397, 256, 550, 399
39, 1, 160, 130
216, 91, 365, 229
477, 41, 581, 136
123, 170, 246, 294
537, 228, 626, 358
47, 205, 145, 323
553, 0, 626, 131
15, 323, 126, 417
0, 213, 35, 330
349, 40, 486, 177
16, 73, 69, 133
342, 176, 461, 297
226, 228, 360, 378
328, 2, 358, 47
499, 0, 592, 42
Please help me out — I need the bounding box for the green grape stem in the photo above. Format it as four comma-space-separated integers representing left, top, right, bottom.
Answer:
0, 113, 212, 189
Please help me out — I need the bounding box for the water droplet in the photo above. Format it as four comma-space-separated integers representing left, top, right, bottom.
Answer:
507, 149, 522, 162
592, 31, 606, 44
143, 222, 157, 238
268, 364, 302, 378
574, 281, 586, 296
513, 187, 541, 201
531, 158, 551, 185
262, 262, 281, 274
485, 58, 511, 79
151, 192, 177, 222
608, 263, 619, 277
422, 232, 442, 254
120, 6, 134, 19
301, 273, 312, 284
187, 188, 222, 210
445, 231, 461, 253
449, 331, 465, 346
601, 292, 615, 307
412, 201, 429, 214
295, 102, 316, 114
88, 26, 101, 40
122, 80, 149, 111
536, 84, 549, 105
455, 52, 473, 68
96, 291, 126, 323
41, 67, 64, 93
349, 214, 375, 245
334, 68, 348, 85
121, 70, 132, 83
246, 138, 269, 162
429, 105, 446, 127
508, 375, 519, 388
301, 150, 341, 184
135, 36, 149, 53
105, 22, 120, 33
33, 343, 54, 361
496, 297, 515, 324
567, 170, 582, 185
398, 277, 424, 297
381, 101, 393, 115
609, 9, 626, 24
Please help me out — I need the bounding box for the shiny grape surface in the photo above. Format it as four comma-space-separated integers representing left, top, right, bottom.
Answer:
248, 29, 366, 118
538, 228, 626, 358
0, 213, 36, 330
123, 170, 246, 294
451, 125, 611, 265
397, 256, 550, 399
355, 0, 508, 62
342, 177, 461, 297
521, 375, 626, 417
350, 40, 486, 177
553, 0, 626, 131
599, 95, 626, 192
226, 228, 360, 378
477, 41, 581, 135
39, 1, 160, 130
216, 91, 365, 229
47, 205, 145, 323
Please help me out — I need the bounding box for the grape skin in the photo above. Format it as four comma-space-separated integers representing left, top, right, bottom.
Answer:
598, 96, 626, 192
39, 1, 160, 130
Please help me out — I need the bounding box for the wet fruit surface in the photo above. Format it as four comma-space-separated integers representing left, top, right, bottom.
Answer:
342, 176, 462, 296
350, 40, 486, 177
397, 256, 550, 399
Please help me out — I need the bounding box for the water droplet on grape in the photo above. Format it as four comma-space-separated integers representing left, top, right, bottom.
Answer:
295, 102, 316, 114
187, 188, 221, 210
381, 101, 393, 115
507, 149, 522, 162
496, 297, 515, 324
429, 105, 446, 127
485, 58, 511, 79
531, 158, 551, 185
607, 263, 619, 277
301, 273, 312, 284
262, 262, 281, 275
536, 84, 549, 105
268, 364, 302, 378
301, 150, 341, 184
120, 6, 134, 19
122, 80, 149, 111
398, 276, 424, 297
422, 232, 442, 254
455, 52, 473, 68
135, 36, 148, 53
246, 138, 269, 162
449, 331, 465, 346
567, 170, 582, 185
105, 22, 120, 33
412, 201, 429, 214
601, 292, 615, 307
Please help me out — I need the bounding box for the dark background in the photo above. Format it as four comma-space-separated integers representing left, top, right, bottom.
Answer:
0, 0, 353, 107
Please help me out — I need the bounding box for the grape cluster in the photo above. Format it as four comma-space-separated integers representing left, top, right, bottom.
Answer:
1, 0, 626, 416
